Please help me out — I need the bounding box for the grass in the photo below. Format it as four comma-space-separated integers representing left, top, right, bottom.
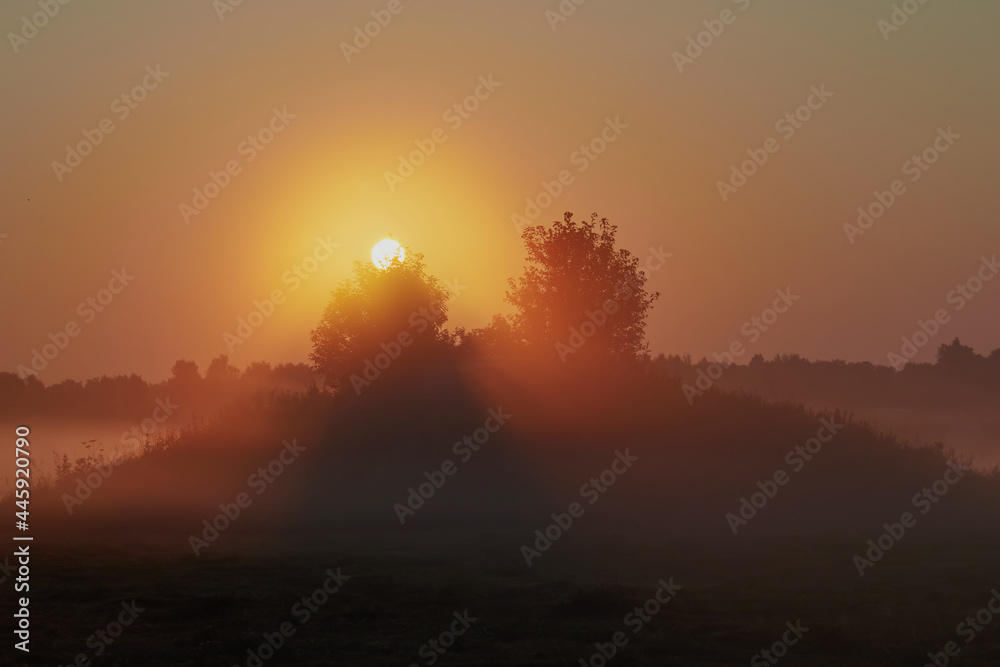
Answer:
17, 529, 1000, 666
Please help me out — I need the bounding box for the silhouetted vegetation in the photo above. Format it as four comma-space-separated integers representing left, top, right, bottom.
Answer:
0, 357, 318, 420
309, 249, 454, 390
16, 213, 1000, 532
460, 213, 660, 362
654, 337, 1000, 410
8, 213, 1000, 667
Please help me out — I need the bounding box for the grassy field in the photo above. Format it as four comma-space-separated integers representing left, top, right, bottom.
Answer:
14, 529, 1000, 666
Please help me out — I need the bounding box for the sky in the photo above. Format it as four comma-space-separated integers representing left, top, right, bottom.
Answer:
1, 0, 998, 383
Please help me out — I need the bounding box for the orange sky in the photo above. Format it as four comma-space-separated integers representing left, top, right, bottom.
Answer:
2, 0, 998, 383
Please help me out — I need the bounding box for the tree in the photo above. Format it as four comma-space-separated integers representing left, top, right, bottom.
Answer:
168, 360, 201, 391
506, 213, 659, 361
936, 338, 980, 367
206, 355, 240, 381
310, 248, 451, 384
455, 314, 520, 354
205, 355, 241, 397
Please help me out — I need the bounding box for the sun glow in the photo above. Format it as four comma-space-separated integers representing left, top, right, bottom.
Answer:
371, 239, 405, 270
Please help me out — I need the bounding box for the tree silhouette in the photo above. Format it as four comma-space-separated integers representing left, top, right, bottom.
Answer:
168, 360, 201, 395
936, 338, 981, 367
205, 354, 240, 398
310, 248, 451, 385
455, 314, 520, 354
506, 213, 659, 362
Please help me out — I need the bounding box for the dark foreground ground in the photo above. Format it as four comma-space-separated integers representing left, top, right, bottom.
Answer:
10, 529, 1000, 666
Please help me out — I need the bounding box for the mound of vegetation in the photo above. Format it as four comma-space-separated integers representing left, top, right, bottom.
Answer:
16, 213, 1000, 545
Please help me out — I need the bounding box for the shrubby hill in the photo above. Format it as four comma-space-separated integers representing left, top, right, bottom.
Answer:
27, 353, 999, 547
17, 214, 1000, 546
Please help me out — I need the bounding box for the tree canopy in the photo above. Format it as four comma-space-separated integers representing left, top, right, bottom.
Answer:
505, 213, 659, 362
310, 214, 662, 386
309, 248, 451, 384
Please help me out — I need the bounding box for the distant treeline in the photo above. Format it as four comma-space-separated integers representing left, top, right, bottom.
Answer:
0, 356, 319, 420
24, 345, 1000, 537
655, 338, 1000, 409
5, 338, 997, 420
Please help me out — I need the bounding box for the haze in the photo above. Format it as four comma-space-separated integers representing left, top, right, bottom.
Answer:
2, 0, 998, 383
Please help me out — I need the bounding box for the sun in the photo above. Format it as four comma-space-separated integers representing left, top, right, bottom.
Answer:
371, 239, 405, 270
